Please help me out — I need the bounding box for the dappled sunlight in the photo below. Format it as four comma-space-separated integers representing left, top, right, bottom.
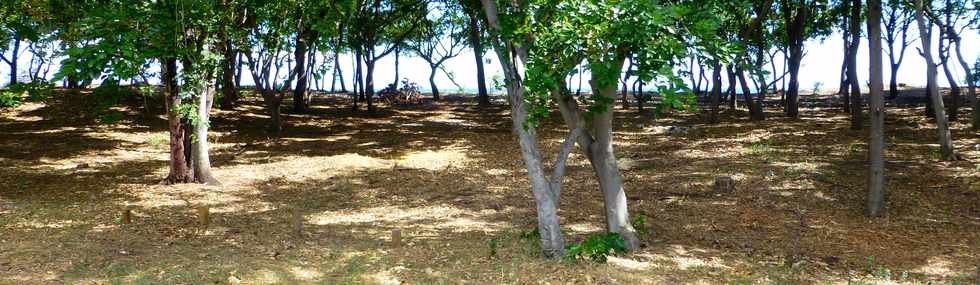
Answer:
395, 147, 470, 171
309, 204, 506, 233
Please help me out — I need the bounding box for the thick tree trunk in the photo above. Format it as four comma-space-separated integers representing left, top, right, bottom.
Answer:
709, 63, 722, 123
219, 39, 238, 110
429, 66, 440, 100
293, 27, 310, 113
847, 0, 863, 130
888, 63, 900, 100
193, 77, 220, 185
784, 0, 805, 118
916, 0, 955, 160
265, 92, 282, 133
866, 0, 886, 217
590, 83, 640, 251
163, 58, 191, 184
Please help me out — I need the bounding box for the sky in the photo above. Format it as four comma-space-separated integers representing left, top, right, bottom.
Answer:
2, 28, 978, 93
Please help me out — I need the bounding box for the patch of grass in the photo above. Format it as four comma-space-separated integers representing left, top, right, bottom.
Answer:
147, 133, 168, 147
564, 233, 626, 263
0, 90, 23, 108
748, 138, 776, 156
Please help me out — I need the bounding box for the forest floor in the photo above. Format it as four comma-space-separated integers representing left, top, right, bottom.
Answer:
1, 88, 979, 285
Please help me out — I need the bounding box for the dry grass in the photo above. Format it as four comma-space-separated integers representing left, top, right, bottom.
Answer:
0, 90, 978, 284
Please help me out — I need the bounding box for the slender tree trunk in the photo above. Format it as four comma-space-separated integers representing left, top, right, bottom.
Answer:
163, 58, 191, 184
429, 65, 440, 100
468, 12, 490, 106
353, 50, 362, 110
235, 53, 243, 88
219, 38, 238, 110
915, 0, 955, 160
393, 47, 400, 87
709, 63, 722, 123
365, 57, 375, 112
293, 27, 310, 113
737, 66, 757, 118
940, 36, 960, 121
8, 36, 20, 85
867, 0, 886, 217
888, 62, 900, 100
950, 35, 978, 130
727, 65, 737, 109
784, 0, 805, 118
848, 0, 863, 130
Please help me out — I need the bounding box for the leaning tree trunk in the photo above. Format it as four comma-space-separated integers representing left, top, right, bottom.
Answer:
727, 65, 737, 109
737, 66, 757, 117
950, 34, 978, 130
866, 0, 886, 217
915, 0, 955, 160
847, 0, 863, 130
162, 58, 191, 184
193, 75, 220, 185
939, 36, 960, 121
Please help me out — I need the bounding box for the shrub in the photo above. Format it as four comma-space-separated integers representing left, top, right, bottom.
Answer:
564, 233, 627, 263
0, 91, 23, 108
9, 80, 55, 102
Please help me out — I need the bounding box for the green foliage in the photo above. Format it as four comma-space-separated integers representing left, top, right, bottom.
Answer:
631, 214, 649, 237
0, 91, 23, 108
564, 233, 627, 263
488, 239, 498, 258
749, 138, 776, 156
8, 80, 54, 102
91, 80, 135, 124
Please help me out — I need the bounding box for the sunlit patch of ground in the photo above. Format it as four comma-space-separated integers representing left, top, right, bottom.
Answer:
1, 91, 978, 284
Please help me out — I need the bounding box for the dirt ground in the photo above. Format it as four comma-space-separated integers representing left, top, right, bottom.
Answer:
1, 89, 978, 284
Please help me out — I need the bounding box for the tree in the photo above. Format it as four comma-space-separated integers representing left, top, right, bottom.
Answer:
481, 0, 720, 258
882, 0, 914, 100
930, 0, 976, 124
845, 0, 862, 130
409, 1, 466, 100
866, 0, 886, 217
461, 0, 490, 106
781, 0, 834, 118
914, 0, 956, 160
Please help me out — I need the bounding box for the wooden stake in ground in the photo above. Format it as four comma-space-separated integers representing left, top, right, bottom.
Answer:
121, 206, 133, 224
291, 207, 303, 238
197, 205, 210, 228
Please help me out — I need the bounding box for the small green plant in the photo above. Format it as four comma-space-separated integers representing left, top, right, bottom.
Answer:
928, 147, 942, 160
848, 142, 864, 158
0, 91, 23, 108
488, 239, 498, 258
148, 133, 168, 147
9, 80, 54, 102
564, 233, 627, 263
749, 138, 775, 156
632, 214, 649, 237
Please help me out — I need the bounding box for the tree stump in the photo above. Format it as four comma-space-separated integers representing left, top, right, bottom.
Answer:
196, 205, 210, 228
713, 176, 735, 194
391, 229, 402, 247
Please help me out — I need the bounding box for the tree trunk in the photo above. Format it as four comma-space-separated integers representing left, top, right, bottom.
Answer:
429, 66, 440, 100
219, 38, 238, 110
293, 27, 310, 113
940, 36, 960, 122
709, 63, 722, 123
8, 36, 20, 85
950, 34, 978, 130
353, 50, 362, 110
847, 0, 863, 130
193, 75, 220, 185
393, 47, 400, 87
266, 94, 282, 134
888, 62, 900, 100
365, 57, 375, 112
235, 53, 243, 88
590, 82, 640, 251
915, 0, 955, 160
866, 0, 886, 217
737, 66, 757, 117
784, 0, 805, 118
727, 65, 737, 109
468, 12, 490, 106
163, 58, 191, 184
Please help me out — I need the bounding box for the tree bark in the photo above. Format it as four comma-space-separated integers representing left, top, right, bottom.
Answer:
590, 82, 640, 251
847, 0, 863, 130
737, 65, 757, 117
429, 65, 440, 100
866, 0, 886, 217
162, 58, 191, 184
365, 57, 376, 112
915, 0, 955, 160
950, 32, 977, 130
219, 38, 239, 110
293, 25, 310, 113
709, 63, 722, 123
393, 47, 400, 87
8, 36, 20, 85
727, 65, 737, 109
938, 24, 960, 122
783, 0, 805, 118
468, 12, 490, 106
193, 73, 220, 185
